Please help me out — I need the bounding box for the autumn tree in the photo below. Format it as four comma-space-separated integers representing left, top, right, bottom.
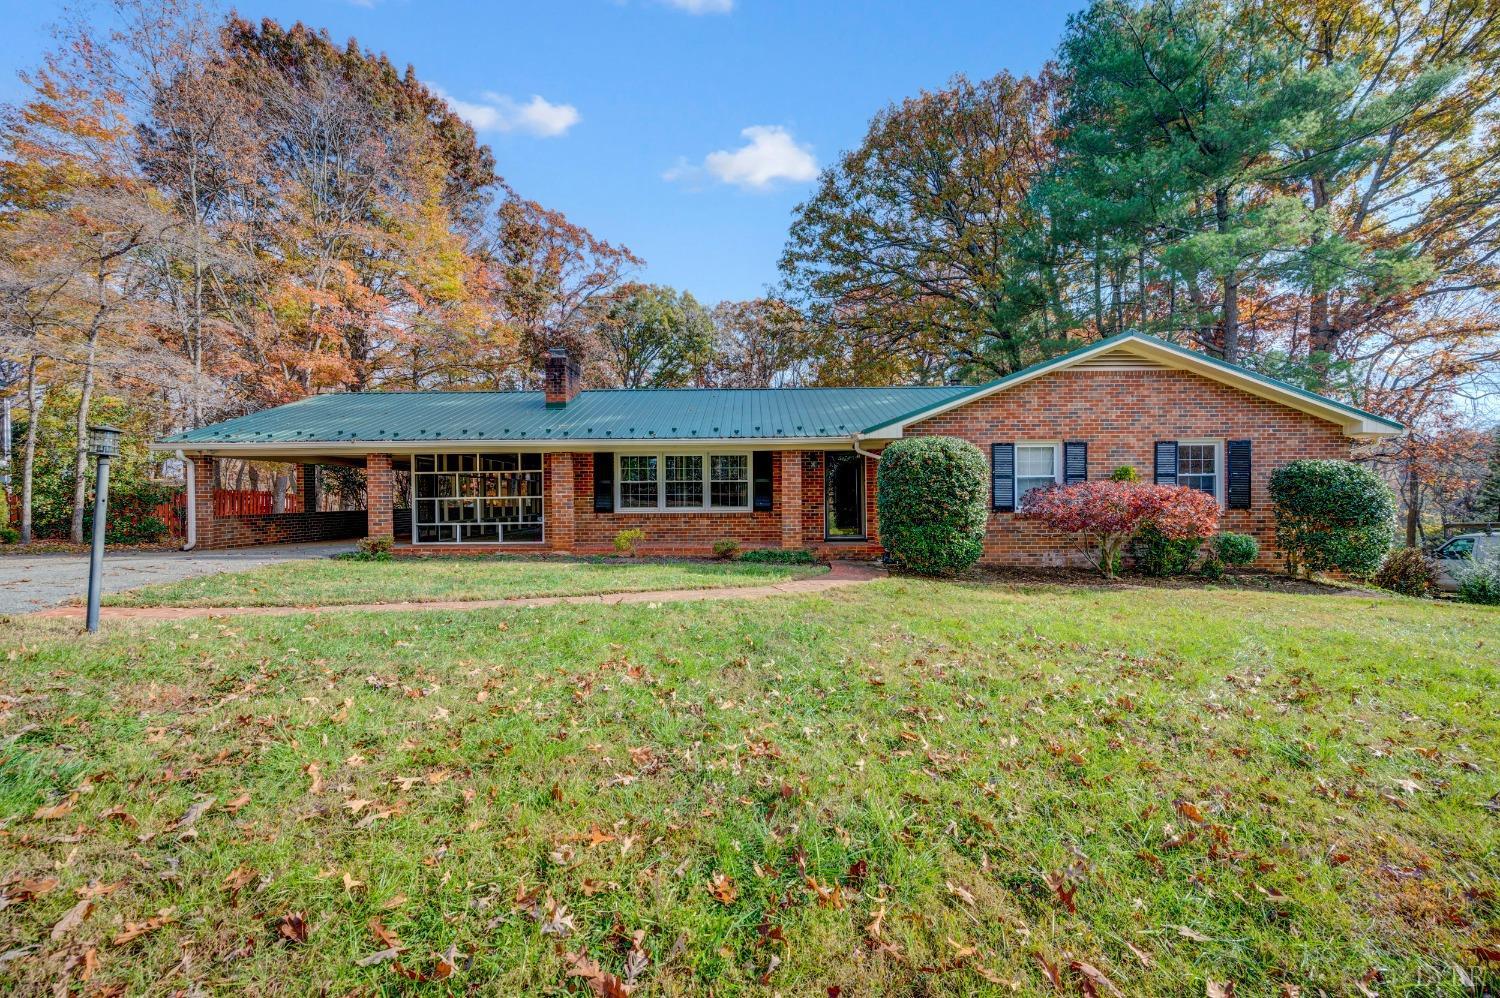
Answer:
780, 70, 1069, 383
703, 298, 816, 387
484, 191, 640, 388
591, 283, 714, 389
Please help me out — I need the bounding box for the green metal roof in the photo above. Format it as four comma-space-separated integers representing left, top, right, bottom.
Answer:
160, 386, 974, 447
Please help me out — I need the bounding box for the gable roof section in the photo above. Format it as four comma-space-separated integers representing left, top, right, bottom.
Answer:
159, 385, 973, 451
860, 332, 1404, 438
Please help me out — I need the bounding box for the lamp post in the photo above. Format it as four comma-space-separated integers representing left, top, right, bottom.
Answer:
84, 425, 121, 633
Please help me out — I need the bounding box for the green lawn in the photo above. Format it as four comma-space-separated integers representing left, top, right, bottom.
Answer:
1, 579, 1496, 995
101, 555, 827, 607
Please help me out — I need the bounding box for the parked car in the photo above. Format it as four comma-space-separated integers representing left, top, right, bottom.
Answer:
1431, 532, 1500, 592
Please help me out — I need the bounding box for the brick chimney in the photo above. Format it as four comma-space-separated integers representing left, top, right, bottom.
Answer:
544, 347, 581, 408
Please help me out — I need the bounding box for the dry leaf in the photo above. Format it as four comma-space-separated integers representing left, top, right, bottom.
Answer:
112, 909, 176, 946
1207, 983, 1236, 998
305, 763, 324, 795
33, 795, 77, 821
1176, 925, 1213, 943
1071, 960, 1124, 997
1033, 953, 1064, 993
708, 872, 738, 905
277, 911, 310, 944
356, 946, 401, 967
51, 899, 93, 941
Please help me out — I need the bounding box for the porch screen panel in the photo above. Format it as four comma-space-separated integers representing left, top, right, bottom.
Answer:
413, 453, 543, 543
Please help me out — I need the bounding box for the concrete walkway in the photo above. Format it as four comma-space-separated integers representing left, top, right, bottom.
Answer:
0, 541, 356, 615
32, 560, 886, 622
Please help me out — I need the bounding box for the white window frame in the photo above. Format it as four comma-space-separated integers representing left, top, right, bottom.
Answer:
409, 452, 545, 545
1175, 438, 1224, 505
1014, 441, 1062, 505
615, 450, 752, 513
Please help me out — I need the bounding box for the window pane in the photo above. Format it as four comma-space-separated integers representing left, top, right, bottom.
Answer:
1015, 445, 1055, 478
619, 455, 658, 509
521, 453, 542, 471
1016, 477, 1055, 503
711, 481, 748, 507
1178, 444, 1216, 496
504, 522, 543, 543
415, 455, 435, 473
665, 455, 704, 507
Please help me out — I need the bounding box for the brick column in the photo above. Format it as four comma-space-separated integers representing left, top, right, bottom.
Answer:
545, 452, 576, 553
780, 451, 802, 549
300, 464, 318, 513
191, 455, 217, 548
365, 453, 393, 541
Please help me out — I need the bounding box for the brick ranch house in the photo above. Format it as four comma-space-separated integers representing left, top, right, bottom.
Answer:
156, 332, 1402, 568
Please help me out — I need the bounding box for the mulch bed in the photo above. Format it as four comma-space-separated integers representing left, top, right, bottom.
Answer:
0, 540, 182, 556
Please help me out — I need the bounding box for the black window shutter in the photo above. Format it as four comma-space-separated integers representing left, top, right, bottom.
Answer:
991, 443, 1015, 512
1064, 441, 1088, 484
1226, 440, 1252, 509
752, 451, 773, 511
593, 452, 614, 513
1154, 441, 1178, 486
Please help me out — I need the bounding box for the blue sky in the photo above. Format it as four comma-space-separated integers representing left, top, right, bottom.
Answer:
2, 0, 1084, 304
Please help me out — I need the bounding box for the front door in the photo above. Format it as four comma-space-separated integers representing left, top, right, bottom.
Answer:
824, 451, 865, 540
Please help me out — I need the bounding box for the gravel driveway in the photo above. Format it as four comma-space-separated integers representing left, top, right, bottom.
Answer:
0, 541, 356, 615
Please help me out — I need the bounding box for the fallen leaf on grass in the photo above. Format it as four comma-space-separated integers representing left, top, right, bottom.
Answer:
77, 881, 122, 900
369, 917, 402, 949
1042, 871, 1077, 913
945, 880, 976, 906
1033, 953, 1064, 993
1124, 940, 1154, 968
112, 909, 176, 946
51, 899, 94, 940
33, 795, 77, 820
174, 797, 214, 832
222, 866, 257, 895
1071, 960, 1124, 997
4, 876, 60, 903
276, 911, 309, 944
708, 872, 737, 905
1207, 982, 1236, 998
356, 946, 402, 967
563, 948, 634, 997
1176, 926, 1213, 943
305, 762, 323, 795
223, 791, 251, 814
99, 805, 137, 827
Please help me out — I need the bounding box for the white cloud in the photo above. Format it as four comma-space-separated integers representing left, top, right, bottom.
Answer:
661, 0, 734, 13
665, 125, 818, 191
433, 88, 580, 138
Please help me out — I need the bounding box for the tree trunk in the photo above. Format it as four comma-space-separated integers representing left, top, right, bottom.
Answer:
1215, 187, 1239, 363
272, 471, 288, 514
1307, 174, 1335, 384
69, 326, 101, 544
19, 355, 42, 546
1405, 470, 1420, 547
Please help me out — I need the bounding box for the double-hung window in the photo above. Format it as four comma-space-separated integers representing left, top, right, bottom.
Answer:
1015, 443, 1060, 503
1177, 441, 1220, 500
616, 453, 751, 511
619, 455, 659, 510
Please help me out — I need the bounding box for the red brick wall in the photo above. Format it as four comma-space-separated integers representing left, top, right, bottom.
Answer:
365, 454, 394, 541
190, 456, 367, 549
906, 368, 1351, 568
561, 451, 793, 556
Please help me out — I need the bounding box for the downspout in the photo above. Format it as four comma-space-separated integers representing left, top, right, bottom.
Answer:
850, 433, 882, 462
176, 450, 197, 551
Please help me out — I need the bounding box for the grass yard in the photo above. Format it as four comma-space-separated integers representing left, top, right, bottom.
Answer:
1, 579, 1496, 995
101, 555, 827, 608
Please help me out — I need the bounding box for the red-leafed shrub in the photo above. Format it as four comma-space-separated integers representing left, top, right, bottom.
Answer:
1019, 480, 1220, 578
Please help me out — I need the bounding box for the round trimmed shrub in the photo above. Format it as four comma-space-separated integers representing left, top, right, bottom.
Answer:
1211, 531, 1259, 567
876, 437, 989, 576
1130, 523, 1202, 577
1371, 547, 1436, 597
1268, 460, 1396, 577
